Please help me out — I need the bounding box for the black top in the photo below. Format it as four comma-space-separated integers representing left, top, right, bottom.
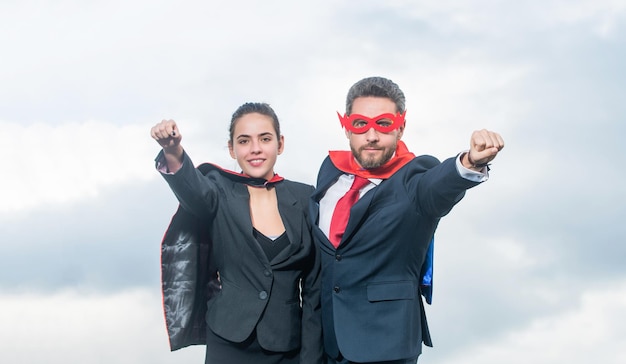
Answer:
254, 228, 290, 261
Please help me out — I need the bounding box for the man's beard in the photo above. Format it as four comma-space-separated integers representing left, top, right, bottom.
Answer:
351, 143, 396, 169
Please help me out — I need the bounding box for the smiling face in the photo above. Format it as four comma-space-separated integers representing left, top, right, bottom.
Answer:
346, 96, 404, 169
228, 112, 284, 180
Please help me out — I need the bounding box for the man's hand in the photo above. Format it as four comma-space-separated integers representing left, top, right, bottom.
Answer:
150, 119, 184, 171
463, 129, 505, 170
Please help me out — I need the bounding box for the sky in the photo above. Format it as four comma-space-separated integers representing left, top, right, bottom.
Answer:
1, 0, 625, 363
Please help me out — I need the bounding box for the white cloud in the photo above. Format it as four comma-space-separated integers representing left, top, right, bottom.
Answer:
436, 279, 626, 364
1, 120, 156, 213
0, 288, 204, 364
384, 0, 626, 38
2, 282, 625, 364
1, 1, 625, 363
547, 0, 626, 38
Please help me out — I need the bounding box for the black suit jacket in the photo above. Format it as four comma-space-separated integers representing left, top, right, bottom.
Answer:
310, 154, 480, 362
159, 151, 322, 363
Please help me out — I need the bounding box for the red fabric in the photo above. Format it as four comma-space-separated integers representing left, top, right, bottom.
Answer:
328, 140, 415, 179
328, 176, 371, 248
201, 163, 284, 187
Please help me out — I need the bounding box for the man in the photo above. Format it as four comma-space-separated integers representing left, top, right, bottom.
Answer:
309, 76, 504, 364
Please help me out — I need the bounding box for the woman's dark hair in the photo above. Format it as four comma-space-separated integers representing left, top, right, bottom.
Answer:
229, 102, 281, 143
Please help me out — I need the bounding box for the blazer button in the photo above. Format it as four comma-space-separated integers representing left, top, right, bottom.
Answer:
264, 270, 271, 277
259, 291, 268, 300
335, 254, 342, 261
333, 286, 340, 293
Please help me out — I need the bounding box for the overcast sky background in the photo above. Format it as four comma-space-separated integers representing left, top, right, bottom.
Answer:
1, 1, 625, 363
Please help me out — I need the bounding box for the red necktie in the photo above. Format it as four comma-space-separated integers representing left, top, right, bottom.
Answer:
329, 176, 370, 248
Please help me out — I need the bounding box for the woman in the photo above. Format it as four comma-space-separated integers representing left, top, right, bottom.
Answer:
151, 102, 322, 364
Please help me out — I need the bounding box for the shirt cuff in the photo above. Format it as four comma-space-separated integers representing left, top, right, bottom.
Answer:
155, 150, 184, 175
455, 151, 489, 182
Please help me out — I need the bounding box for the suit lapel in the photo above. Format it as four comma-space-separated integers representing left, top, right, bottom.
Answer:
273, 183, 302, 264
311, 161, 343, 250
312, 157, 381, 249
228, 182, 272, 263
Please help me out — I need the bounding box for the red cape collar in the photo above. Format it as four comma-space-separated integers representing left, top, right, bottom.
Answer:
198, 163, 284, 188
328, 140, 416, 179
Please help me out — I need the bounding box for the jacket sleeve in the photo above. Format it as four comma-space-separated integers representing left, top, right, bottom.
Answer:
409, 156, 481, 218
157, 150, 219, 218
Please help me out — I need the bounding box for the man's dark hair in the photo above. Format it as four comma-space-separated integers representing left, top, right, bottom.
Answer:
345, 76, 406, 115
